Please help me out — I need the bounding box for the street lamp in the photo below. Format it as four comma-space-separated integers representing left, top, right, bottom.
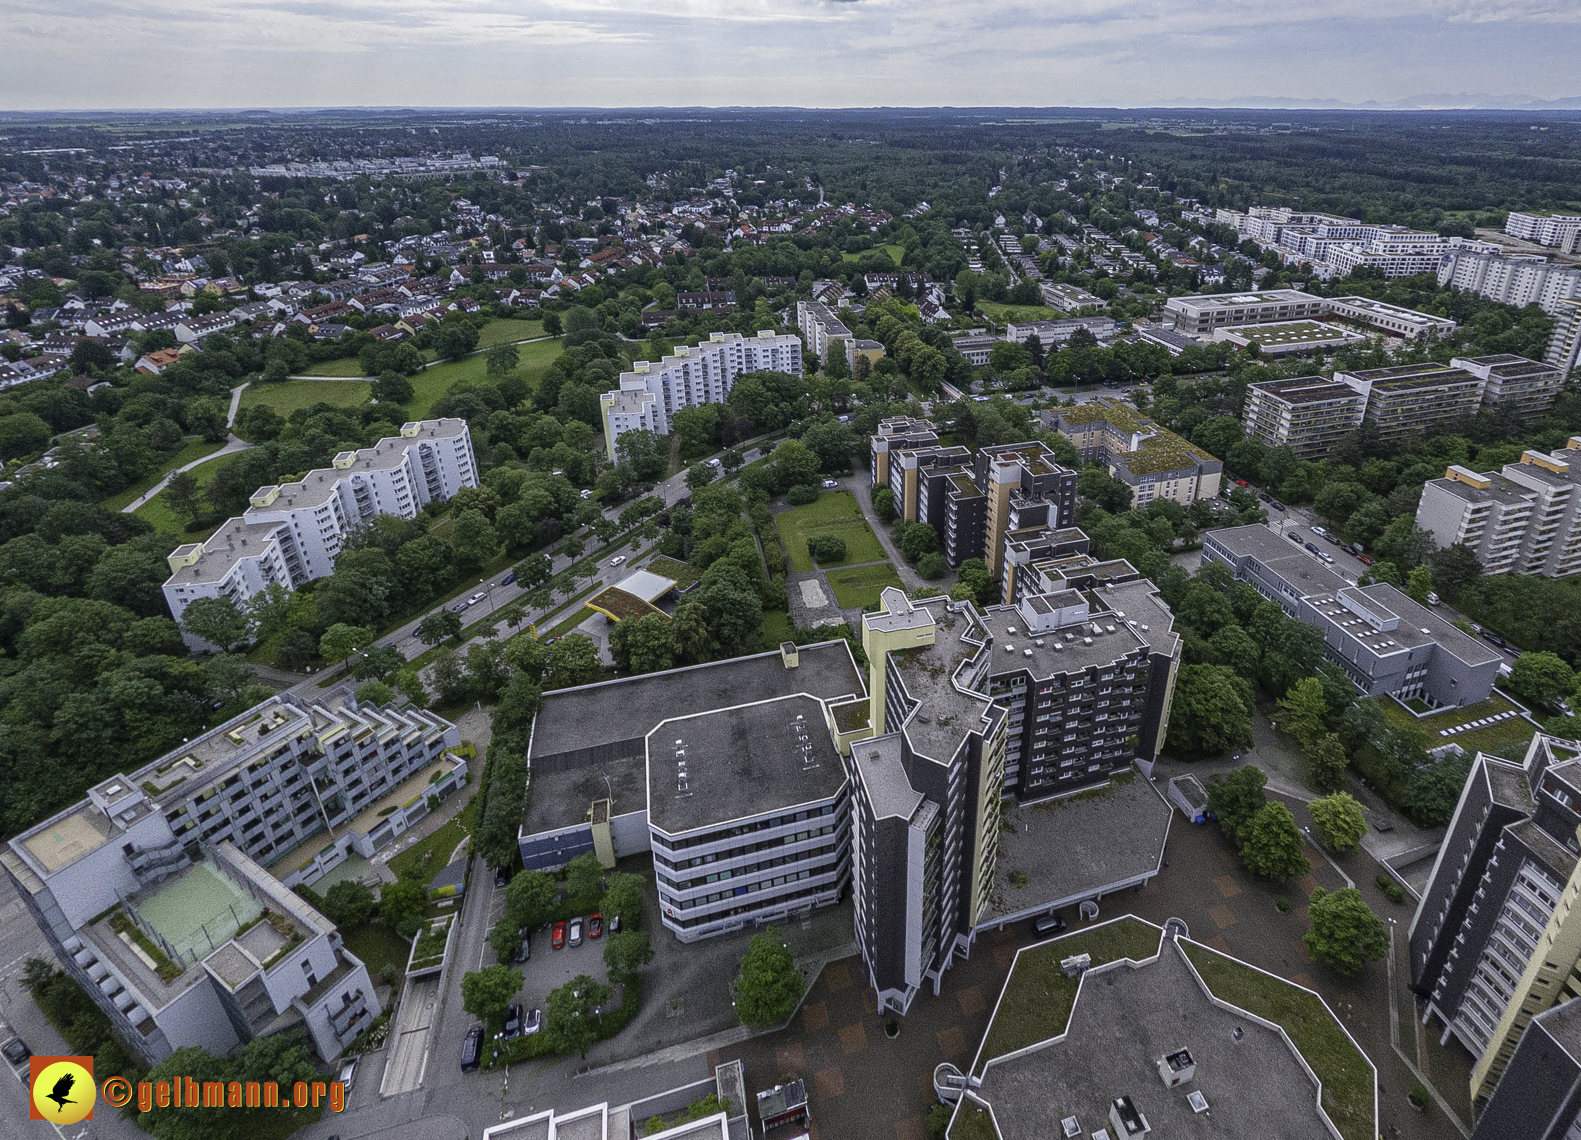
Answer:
479, 578, 496, 621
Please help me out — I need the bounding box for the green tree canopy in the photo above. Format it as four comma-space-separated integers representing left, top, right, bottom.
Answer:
1164, 664, 1254, 762
1241, 801, 1309, 881
1309, 792, 1368, 853
461, 964, 524, 1032
546, 974, 611, 1058
1206, 765, 1268, 847
602, 928, 655, 985
1303, 886, 1387, 976
1306, 733, 1350, 794
733, 925, 805, 1028
1276, 677, 1330, 751
320, 880, 376, 928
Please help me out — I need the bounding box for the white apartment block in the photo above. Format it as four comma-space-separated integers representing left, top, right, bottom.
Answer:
1416, 441, 1581, 578
598, 330, 802, 461
1215, 208, 1497, 278
0, 690, 466, 1066
1241, 376, 1366, 459
1547, 298, 1581, 377
1505, 211, 1581, 252
795, 299, 852, 363
1438, 250, 1581, 316
162, 420, 477, 634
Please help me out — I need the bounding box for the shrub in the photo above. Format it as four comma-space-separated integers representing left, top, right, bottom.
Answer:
808, 534, 846, 564
917, 551, 948, 579
786, 483, 818, 505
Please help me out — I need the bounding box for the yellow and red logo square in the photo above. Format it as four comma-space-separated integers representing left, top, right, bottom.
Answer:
30, 1055, 96, 1124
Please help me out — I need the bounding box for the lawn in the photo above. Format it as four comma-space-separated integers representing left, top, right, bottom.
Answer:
760, 609, 793, 647
1381, 690, 1538, 757
342, 921, 414, 984
1182, 941, 1375, 1140
975, 300, 1062, 324
301, 357, 368, 377
827, 562, 903, 610
408, 336, 561, 418
476, 318, 545, 347
978, 916, 1163, 1063
776, 491, 887, 573
841, 243, 906, 266
101, 438, 224, 510
387, 794, 477, 883
241, 378, 372, 415
643, 554, 703, 590
134, 449, 250, 536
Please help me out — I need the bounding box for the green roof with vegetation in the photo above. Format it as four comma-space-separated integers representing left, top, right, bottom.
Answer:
1054, 397, 1218, 476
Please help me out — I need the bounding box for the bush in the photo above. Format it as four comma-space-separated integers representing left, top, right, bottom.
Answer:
1375, 873, 1406, 904
786, 483, 818, 505
808, 534, 846, 564
917, 551, 948, 579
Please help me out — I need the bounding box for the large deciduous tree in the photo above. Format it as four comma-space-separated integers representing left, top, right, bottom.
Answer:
1164, 664, 1254, 762
1303, 887, 1387, 976
733, 925, 804, 1028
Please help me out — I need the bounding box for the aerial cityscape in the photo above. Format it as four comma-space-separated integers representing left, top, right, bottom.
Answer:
2, 12, 1581, 1140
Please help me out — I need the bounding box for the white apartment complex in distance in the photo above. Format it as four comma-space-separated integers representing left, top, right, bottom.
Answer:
1438, 249, 1581, 315
598, 330, 802, 461
1416, 440, 1581, 578
1214, 206, 1499, 279
1505, 211, 1581, 253
163, 419, 477, 633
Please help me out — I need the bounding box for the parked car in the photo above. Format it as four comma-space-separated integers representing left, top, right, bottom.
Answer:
337, 1056, 357, 1091
1, 1037, 31, 1069
1481, 631, 1506, 648
1235, 478, 1248, 487
608, 555, 626, 567
1506, 647, 1524, 659
1310, 525, 1328, 537
515, 929, 531, 963
451, 600, 471, 612
1305, 542, 1321, 554
1257, 492, 1271, 504
469, 592, 487, 606
494, 866, 509, 889
820, 479, 838, 489
1286, 530, 1303, 542
579, 488, 593, 499
1319, 552, 1336, 564
502, 1004, 523, 1039
1270, 500, 1286, 511
609, 913, 622, 934
523, 1008, 542, 1036
588, 912, 603, 940
460, 1026, 484, 1071
551, 921, 567, 949
1321, 533, 1341, 545
501, 572, 516, 586
568, 917, 584, 947
1356, 554, 1375, 565
1034, 913, 1067, 935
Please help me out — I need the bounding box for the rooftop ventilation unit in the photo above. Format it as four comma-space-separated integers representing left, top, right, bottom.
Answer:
1024, 649, 1034, 658
1158, 1049, 1195, 1087
1008, 626, 1018, 634
674, 739, 690, 796
1004, 642, 1015, 652
1061, 1118, 1082, 1139
1035, 639, 1045, 647
1187, 1091, 1209, 1114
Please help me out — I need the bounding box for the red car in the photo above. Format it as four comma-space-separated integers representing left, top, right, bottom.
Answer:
551, 921, 567, 950
1356, 554, 1375, 565
588, 913, 603, 940
1235, 479, 1248, 487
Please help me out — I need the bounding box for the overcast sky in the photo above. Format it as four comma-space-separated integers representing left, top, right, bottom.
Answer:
3, 0, 1577, 110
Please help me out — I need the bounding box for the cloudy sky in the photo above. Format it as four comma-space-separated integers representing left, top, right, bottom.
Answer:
3, 0, 1577, 110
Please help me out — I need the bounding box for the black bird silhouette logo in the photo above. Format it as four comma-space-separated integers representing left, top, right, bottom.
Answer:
44, 1072, 77, 1113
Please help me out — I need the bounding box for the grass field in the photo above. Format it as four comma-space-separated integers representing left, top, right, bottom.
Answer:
101, 438, 224, 510
776, 492, 887, 573
241, 378, 372, 415
134, 449, 250, 536
408, 337, 562, 417
388, 794, 477, 883
643, 554, 703, 590
476, 318, 545, 347
301, 357, 368, 377
341, 922, 412, 985
842, 243, 905, 266
827, 562, 903, 610
975, 300, 1063, 324
1182, 941, 1375, 1140
1381, 690, 1538, 757
760, 609, 793, 647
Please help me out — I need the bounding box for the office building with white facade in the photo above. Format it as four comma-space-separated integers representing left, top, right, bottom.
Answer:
1325, 295, 1459, 340
1438, 249, 1581, 315
0, 689, 465, 1065
1241, 376, 1366, 459
162, 419, 477, 633
598, 330, 802, 461
1163, 290, 1328, 335
1416, 441, 1581, 578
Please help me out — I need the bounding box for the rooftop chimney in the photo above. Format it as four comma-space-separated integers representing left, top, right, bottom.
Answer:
1158, 1048, 1195, 1087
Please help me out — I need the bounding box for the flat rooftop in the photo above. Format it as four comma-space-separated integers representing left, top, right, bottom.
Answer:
1249, 375, 1361, 405
523, 752, 649, 835
529, 641, 864, 767
134, 860, 261, 963
646, 694, 846, 835
976, 939, 1337, 1140
983, 774, 1172, 924
21, 806, 111, 874
887, 603, 1001, 765
979, 580, 1180, 678
1225, 321, 1363, 346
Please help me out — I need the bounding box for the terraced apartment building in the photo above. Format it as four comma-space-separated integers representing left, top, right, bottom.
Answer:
1333, 362, 1486, 441
1241, 375, 1366, 459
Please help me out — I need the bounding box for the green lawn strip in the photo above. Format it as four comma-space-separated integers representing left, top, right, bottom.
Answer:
387, 795, 477, 882
776, 492, 887, 573
302, 358, 368, 377
978, 917, 1162, 1062
1181, 941, 1374, 1140
975, 300, 1062, 324
241, 378, 372, 415
1380, 690, 1537, 756
643, 554, 703, 589
760, 609, 793, 647
101, 438, 225, 510
947, 1104, 997, 1140
541, 588, 604, 638
827, 561, 903, 610
475, 318, 545, 348
134, 449, 252, 537
341, 921, 414, 982
841, 244, 905, 266
408, 338, 561, 418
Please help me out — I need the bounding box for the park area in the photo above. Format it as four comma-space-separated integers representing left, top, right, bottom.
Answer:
776, 491, 887, 573
240, 378, 371, 415
826, 561, 903, 609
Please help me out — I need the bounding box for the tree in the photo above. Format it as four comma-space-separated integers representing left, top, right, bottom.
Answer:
1206, 765, 1267, 847
418, 610, 463, 646
320, 881, 376, 929
1209, 624, 1260, 679
486, 342, 521, 378
1508, 651, 1577, 711
319, 623, 373, 665
917, 551, 948, 579
515, 552, 554, 590
379, 878, 427, 936
609, 612, 676, 674
566, 851, 605, 901
462, 964, 524, 1032
546, 975, 611, 1058
872, 485, 897, 521
769, 439, 821, 492
1427, 542, 1482, 598
1164, 665, 1253, 762
1306, 733, 1350, 794
138, 1047, 241, 1140
733, 926, 804, 1028
356, 680, 395, 706
1303, 887, 1387, 976
1405, 564, 1434, 605
1077, 467, 1134, 514
686, 462, 717, 491
601, 871, 646, 929
164, 469, 204, 528
181, 595, 252, 651
234, 1028, 319, 1098
808, 534, 846, 564
897, 520, 940, 562
435, 320, 481, 361
353, 644, 405, 681
1241, 801, 1309, 881
505, 869, 558, 928
1277, 677, 1330, 751
603, 928, 655, 985
1309, 792, 1367, 853
205, 653, 254, 705
452, 509, 500, 570
274, 629, 317, 672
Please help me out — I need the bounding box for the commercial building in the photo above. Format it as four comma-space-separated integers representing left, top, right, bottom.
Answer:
1505, 211, 1581, 252
1040, 281, 1105, 312
949, 330, 997, 367
1042, 397, 1222, 508
162, 420, 477, 633
1204, 524, 1502, 704
846, 337, 885, 371
1325, 295, 1459, 340
0, 690, 465, 1065
1410, 733, 1581, 1107
1002, 317, 1116, 347
1241, 376, 1366, 459
1208, 319, 1367, 357
1333, 362, 1486, 441
1438, 249, 1581, 316
1162, 289, 1328, 335
795, 299, 851, 364
958, 917, 1374, 1140
1415, 440, 1581, 577
599, 330, 803, 460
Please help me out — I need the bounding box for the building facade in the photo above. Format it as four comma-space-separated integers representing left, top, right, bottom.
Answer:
870, 415, 941, 489
1042, 398, 1222, 508
1438, 250, 1581, 316
162, 419, 477, 632
1549, 298, 1581, 378
1453, 353, 1566, 417
1416, 441, 1581, 578
1505, 211, 1581, 252
599, 330, 803, 460
1334, 362, 1486, 441
795, 299, 852, 364
1241, 376, 1366, 459
1162, 289, 1329, 335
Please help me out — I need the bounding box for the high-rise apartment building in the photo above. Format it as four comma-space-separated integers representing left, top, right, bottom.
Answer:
1453, 353, 1566, 417
1333, 362, 1485, 441
795, 299, 852, 364
1241, 376, 1366, 459
598, 330, 803, 461
1547, 298, 1581, 378
1471, 996, 1581, 1140
1042, 398, 1222, 508
870, 415, 941, 489
162, 419, 477, 632
1438, 249, 1581, 316
1415, 441, 1581, 578
1505, 211, 1581, 252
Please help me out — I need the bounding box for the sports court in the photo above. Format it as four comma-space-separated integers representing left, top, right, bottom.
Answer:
135, 861, 261, 963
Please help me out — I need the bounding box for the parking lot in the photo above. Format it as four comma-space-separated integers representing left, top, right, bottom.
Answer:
512, 915, 616, 1023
